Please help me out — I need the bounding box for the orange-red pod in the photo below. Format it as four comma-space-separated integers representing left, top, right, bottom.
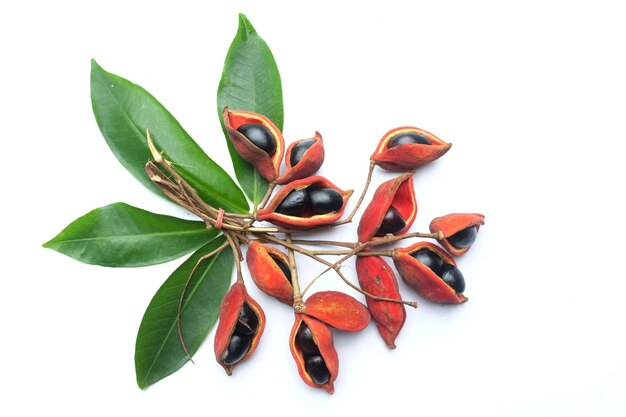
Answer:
430, 213, 485, 256
357, 172, 417, 242
256, 176, 353, 229
276, 132, 325, 185
356, 254, 406, 349
371, 126, 451, 171
393, 242, 467, 304
222, 107, 285, 181
245, 241, 293, 305
303, 291, 370, 332
290, 314, 339, 394
214, 282, 266, 375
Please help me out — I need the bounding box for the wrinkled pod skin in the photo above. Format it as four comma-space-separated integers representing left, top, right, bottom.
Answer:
245, 241, 293, 305
371, 126, 451, 171
356, 253, 406, 348
303, 291, 371, 332
214, 283, 266, 375
393, 242, 467, 304
290, 314, 339, 394
357, 172, 417, 242
256, 176, 353, 229
222, 107, 285, 181
276, 132, 325, 184
430, 213, 485, 256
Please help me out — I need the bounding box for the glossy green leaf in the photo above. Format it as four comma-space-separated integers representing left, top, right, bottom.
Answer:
91, 60, 249, 214
217, 14, 283, 209
43, 203, 216, 267
135, 236, 233, 389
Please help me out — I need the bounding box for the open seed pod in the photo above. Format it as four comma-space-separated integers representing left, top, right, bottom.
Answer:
222, 107, 285, 181
256, 176, 353, 228
356, 253, 406, 349
214, 282, 266, 375
357, 172, 417, 242
245, 241, 293, 305
276, 132, 325, 185
371, 126, 451, 171
303, 291, 370, 332
430, 213, 485, 256
290, 314, 339, 394
393, 242, 467, 304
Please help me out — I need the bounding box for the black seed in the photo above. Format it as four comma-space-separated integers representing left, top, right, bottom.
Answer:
296, 323, 320, 355
308, 187, 343, 214
439, 263, 466, 294
412, 248, 444, 275
272, 255, 292, 283
222, 334, 252, 365
290, 139, 315, 166
375, 206, 406, 236
276, 189, 309, 216
305, 355, 331, 385
447, 226, 477, 249
234, 303, 258, 336
388, 132, 431, 148
237, 123, 277, 156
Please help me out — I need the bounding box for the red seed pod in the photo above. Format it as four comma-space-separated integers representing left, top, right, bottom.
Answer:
256, 176, 353, 229
430, 213, 485, 256
290, 314, 339, 394
245, 241, 293, 305
371, 126, 451, 171
393, 242, 468, 304
303, 291, 371, 332
222, 107, 285, 181
214, 282, 266, 375
356, 254, 406, 349
276, 132, 325, 185
357, 172, 417, 242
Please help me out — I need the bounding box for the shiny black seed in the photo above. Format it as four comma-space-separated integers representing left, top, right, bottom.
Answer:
290, 139, 315, 166
375, 206, 406, 236
233, 303, 258, 336
276, 189, 310, 216
439, 263, 466, 294
237, 123, 277, 155
412, 248, 444, 275
305, 355, 331, 385
222, 334, 252, 365
388, 132, 431, 147
308, 188, 343, 214
272, 255, 292, 283
447, 226, 477, 249
296, 324, 320, 355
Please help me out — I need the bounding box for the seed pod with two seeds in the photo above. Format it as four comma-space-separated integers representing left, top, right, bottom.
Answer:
222, 107, 285, 181
276, 132, 325, 185
257, 176, 353, 228
430, 213, 485, 256
357, 172, 417, 242
245, 241, 293, 305
214, 282, 266, 375
393, 242, 467, 304
371, 126, 451, 171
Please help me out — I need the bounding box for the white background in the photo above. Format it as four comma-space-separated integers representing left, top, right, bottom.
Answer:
2, 1, 625, 416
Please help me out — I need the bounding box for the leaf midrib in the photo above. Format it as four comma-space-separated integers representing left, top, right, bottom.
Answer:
48, 228, 208, 245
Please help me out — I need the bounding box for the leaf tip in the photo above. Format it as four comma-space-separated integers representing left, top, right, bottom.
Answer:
237, 13, 256, 37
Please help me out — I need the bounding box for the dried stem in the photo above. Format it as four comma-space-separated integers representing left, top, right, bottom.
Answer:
332, 161, 376, 226
291, 239, 357, 249
224, 231, 244, 283
285, 234, 304, 311
177, 240, 230, 363
256, 182, 277, 213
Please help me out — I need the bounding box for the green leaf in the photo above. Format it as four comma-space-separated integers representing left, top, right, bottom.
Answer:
217, 13, 284, 209
43, 203, 217, 267
135, 235, 233, 389
91, 60, 249, 214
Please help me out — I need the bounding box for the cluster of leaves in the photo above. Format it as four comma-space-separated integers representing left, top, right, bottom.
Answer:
43, 14, 280, 389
